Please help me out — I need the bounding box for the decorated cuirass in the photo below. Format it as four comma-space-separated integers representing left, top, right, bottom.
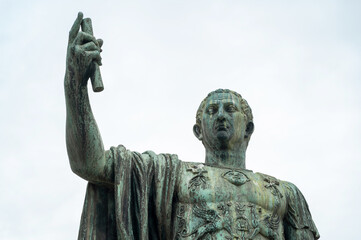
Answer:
174, 163, 288, 240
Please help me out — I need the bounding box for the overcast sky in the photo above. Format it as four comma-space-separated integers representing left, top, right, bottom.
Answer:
1, 0, 360, 239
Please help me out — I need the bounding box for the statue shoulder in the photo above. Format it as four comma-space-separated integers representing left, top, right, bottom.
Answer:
109, 145, 182, 172
253, 171, 283, 185
280, 181, 320, 239
251, 172, 320, 239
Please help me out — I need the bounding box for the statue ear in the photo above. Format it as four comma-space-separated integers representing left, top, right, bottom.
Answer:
193, 124, 203, 141
245, 122, 254, 138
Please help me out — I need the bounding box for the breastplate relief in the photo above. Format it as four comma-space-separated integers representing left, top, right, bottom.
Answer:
175, 201, 283, 240
175, 164, 286, 240
186, 163, 209, 193
222, 170, 250, 186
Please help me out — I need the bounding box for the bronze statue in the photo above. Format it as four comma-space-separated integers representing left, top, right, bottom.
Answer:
65, 12, 320, 240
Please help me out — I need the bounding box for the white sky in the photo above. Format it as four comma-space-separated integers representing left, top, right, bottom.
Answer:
1, 0, 360, 239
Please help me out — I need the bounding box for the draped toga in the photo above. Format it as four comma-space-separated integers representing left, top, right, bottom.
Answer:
77, 145, 319, 240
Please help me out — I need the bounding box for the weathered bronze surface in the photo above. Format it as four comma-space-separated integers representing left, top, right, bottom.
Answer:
65, 12, 320, 240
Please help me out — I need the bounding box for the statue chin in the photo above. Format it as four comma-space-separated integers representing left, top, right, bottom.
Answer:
216, 130, 230, 141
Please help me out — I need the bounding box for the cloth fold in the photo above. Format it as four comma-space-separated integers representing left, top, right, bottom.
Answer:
78, 145, 181, 240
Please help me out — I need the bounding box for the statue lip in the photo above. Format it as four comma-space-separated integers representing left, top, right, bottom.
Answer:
215, 123, 229, 131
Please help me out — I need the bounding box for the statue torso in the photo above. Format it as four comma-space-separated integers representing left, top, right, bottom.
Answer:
174, 162, 288, 240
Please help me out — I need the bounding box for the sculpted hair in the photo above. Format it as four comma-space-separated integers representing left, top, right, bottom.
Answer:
196, 89, 253, 126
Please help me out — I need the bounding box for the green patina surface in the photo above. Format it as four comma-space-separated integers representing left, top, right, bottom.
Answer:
65, 12, 319, 240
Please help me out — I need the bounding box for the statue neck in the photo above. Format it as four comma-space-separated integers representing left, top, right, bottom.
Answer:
205, 148, 246, 169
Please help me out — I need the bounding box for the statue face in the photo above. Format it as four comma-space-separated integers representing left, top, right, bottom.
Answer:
199, 92, 247, 150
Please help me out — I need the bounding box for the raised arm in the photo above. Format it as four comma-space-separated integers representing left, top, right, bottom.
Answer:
64, 12, 112, 183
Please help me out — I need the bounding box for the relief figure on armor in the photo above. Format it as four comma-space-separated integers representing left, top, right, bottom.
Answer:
65, 12, 320, 240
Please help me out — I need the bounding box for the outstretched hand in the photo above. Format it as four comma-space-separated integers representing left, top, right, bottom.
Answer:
66, 12, 103, 88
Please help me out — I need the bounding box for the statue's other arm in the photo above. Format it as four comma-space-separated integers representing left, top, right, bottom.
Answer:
283, 182, 320, 239
64, 12, 112, 184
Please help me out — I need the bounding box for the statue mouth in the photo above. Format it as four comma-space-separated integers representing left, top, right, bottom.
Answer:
215, 123, 229, 131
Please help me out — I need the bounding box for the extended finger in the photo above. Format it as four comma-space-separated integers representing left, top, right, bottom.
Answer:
68, 12, 83, 43
74, 32, 99, 46
80, 41, 99, 51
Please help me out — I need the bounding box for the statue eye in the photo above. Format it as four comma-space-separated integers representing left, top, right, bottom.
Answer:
226, 105, 237, 112
207, 106, 218, 115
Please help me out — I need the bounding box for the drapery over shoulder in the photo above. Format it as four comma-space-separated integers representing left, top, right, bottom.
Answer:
283, 182, 320, 239
78, 145, 181, 240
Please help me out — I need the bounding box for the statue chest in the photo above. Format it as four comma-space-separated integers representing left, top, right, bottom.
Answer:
173, 163, 287, 240
176, 163, 286, 212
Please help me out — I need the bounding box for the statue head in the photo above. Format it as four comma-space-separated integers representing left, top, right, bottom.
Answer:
193, 89, 254, 153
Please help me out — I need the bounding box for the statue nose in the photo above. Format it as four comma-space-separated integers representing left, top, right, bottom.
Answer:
217, 108, 226, 120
